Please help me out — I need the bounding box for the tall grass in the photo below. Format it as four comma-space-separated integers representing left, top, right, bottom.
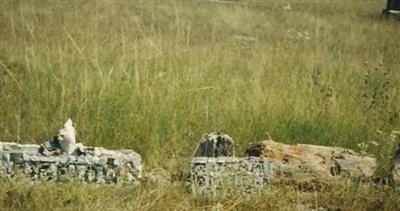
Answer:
0, 0, 400, 209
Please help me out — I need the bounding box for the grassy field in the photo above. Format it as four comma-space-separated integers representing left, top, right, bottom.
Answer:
1, 0, 400, 210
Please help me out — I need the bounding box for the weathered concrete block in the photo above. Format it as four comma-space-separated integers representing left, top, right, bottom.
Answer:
190, 157, 274, 196
0, 142, 142, 184
190, 132, 274, 196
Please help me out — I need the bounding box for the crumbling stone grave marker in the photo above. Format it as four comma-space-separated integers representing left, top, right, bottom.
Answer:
190, 132, 275, 196
189, 132, 400, 196
2, 119, 400, 196
190, 156, 274, 196
0, 119, 142, 184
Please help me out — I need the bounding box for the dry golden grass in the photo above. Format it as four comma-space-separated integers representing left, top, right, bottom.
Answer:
1, 0, 400, 210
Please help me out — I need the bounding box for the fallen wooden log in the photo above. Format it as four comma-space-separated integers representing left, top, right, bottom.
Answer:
246, 140, 378, 185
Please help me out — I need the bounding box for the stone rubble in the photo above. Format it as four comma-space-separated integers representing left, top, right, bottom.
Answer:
0, 119, 142, 184
0, 142, 142, 184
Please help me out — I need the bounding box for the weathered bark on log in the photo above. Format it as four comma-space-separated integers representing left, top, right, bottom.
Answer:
246, 140, 377, 185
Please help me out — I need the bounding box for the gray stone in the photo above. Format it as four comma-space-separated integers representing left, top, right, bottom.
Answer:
190, 157, 274, 196
0, 142, 142, 184
190, 132, 275, 196
194, 132, 235, 157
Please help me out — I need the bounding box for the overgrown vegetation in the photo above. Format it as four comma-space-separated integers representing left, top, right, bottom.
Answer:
0, 0, 399, 210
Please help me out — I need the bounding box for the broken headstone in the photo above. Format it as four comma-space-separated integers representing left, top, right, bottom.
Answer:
0, 119, 142, 184
58, 118, 76, 154
194, 132, 235, 157
40, 119, 76, 155
190, 132, 274, 196
0, 142, 142, 184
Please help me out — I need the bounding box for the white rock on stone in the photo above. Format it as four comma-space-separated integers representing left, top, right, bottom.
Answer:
58, 119, 76, 154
